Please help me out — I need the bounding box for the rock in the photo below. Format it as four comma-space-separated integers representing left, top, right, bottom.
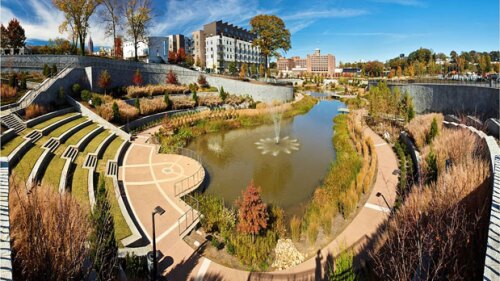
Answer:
271, 239, 305, 270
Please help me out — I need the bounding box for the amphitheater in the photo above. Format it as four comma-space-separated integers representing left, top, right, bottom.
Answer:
0, 55, 498, 280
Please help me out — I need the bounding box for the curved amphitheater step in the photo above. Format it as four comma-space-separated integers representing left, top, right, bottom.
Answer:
0, 113, 26, 133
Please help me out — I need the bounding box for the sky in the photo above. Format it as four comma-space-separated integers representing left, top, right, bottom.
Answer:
1, 0, 498, 62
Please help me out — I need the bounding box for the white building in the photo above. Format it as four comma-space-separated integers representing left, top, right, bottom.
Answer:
205, 35, 262, 73
123, 41, 148, 60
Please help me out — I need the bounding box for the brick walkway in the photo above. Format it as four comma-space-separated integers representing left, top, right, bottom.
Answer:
121, 124, 398, 280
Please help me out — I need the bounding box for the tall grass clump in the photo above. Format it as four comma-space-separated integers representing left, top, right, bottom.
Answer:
25, 103, 49, 119
406, 113, 444, 149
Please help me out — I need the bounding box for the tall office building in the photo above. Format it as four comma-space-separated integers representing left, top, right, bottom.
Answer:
192, 20, 263, 73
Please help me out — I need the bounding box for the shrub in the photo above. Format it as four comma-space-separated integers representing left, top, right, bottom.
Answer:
92, 96, 102, 107
72, 83, 81, 96
425, 149, 438, 184
43, 64, 50, 77
112, 102, 120, 122
306, 220, 319, 245
56, 87, 65, 105
51, 64, 58, 76
328, 247, 356, 281
25, 104, 48, 119
290, 216, 301, 242
270, 206, 286, 238
426, 117, 439, 144
229, 230, 277, 270
81, 89, 92, 102
192, 89, 198, 106
163, 92, 171, 108
219, 86, 227, 101
134, 97, 140, 111
132, 69, 143, 86
1, 84, 17, 98
122, 253, 148, 279
8, 73, 17, 88
166, 70, 178, 84
197, 74, 208, 87
20, 75, 27, 90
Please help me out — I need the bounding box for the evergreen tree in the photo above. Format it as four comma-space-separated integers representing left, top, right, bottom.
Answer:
219, 86, 227, 102
43, 64, 50, 77
426, 117, 439, 144
163, 92, 171, 109
192, 89, 198, 106
51, 64, 58, 77
112, 102, 120, 122
90, 177, 118, 281
134, 97, 140, 112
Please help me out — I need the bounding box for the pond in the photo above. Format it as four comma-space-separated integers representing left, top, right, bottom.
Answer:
187, 98, 345, 216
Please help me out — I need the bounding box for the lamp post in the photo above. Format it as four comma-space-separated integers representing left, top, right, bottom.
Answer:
152, 206, 165, 281
376, 192, 392, 213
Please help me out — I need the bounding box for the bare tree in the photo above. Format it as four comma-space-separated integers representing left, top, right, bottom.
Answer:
124, 0, 152, 61
99, 0, 123, 55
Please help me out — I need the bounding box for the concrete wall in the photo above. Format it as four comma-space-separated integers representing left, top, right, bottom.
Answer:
26, 107, 74, 128
381, 83, 500, 120
0, 129, 17, 144
1, 55, 293, 103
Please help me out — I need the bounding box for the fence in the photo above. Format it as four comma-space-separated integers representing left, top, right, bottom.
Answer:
168, 147, 205, 197
177, 194, 200, 237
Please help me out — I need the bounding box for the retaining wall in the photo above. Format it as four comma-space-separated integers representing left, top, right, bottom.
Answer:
66, 96, 131, 141
1, 55, 293, 103
381, 83, 500, 120
0, 128, 17, 144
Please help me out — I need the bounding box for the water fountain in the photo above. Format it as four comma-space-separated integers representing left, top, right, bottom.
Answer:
255, 103, 300, 156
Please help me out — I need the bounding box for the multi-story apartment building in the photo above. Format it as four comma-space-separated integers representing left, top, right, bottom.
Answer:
192, 30, 206, 68
123, 41, 148, 60
277, 49, 336, 77
168, 34, 185, 53
192, 20, 263, 73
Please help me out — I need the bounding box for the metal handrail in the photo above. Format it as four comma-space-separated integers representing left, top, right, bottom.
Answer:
167, 147, 205, 197
177, 194, 200, 236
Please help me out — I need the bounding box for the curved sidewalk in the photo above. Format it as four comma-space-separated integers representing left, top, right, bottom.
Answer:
120, 124, 398, 280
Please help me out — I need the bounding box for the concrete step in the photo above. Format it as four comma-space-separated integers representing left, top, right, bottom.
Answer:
106, 161, 118, 177
42, 138, 60, 152
25, 130, 42, 142
83, 154, 98, 169
1, 113, 26, 133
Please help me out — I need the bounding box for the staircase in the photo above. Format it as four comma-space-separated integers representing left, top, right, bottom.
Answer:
1, 113, 26, 133
83, 154, 98, 169
106, 161, 118, 177
25, 130, 42, 142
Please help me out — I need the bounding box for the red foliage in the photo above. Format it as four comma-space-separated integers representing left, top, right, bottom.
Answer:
114, 37, 123, 58
166, 70, 178, 85
132, 69, 143, 86
177, 48, 186, 63
235, 181, 268, 236
97, 70, 111, 94
168, 51, 177, 64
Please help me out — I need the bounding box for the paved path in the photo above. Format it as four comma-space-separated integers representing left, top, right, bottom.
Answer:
121, 121, 398, 280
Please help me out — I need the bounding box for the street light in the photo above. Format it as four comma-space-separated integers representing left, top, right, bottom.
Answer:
376, 192, 392, 213
151, 206, 165, 281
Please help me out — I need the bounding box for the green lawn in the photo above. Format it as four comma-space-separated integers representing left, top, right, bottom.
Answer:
1, 136, 25, 157
65, 124, 99, 147
41, 156, 65, 192
12, 146, 43, 183
84, 131, 111, 154
49, 117, 86, 138
97, 137, 132, 244
32, 112, 78, 130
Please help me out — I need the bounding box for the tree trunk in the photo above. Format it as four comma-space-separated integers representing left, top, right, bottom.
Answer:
134, 40, 138, 62
264, 55, 268, 78
79, 33, 85, 56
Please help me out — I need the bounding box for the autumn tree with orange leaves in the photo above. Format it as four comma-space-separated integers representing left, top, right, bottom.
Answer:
235, 181, 268, 240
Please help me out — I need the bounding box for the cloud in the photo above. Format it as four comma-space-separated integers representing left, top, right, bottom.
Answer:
150, 0, 273, 36
282, 8, 369, 21
371, 0, 424, 7
1, 0, 115, 47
